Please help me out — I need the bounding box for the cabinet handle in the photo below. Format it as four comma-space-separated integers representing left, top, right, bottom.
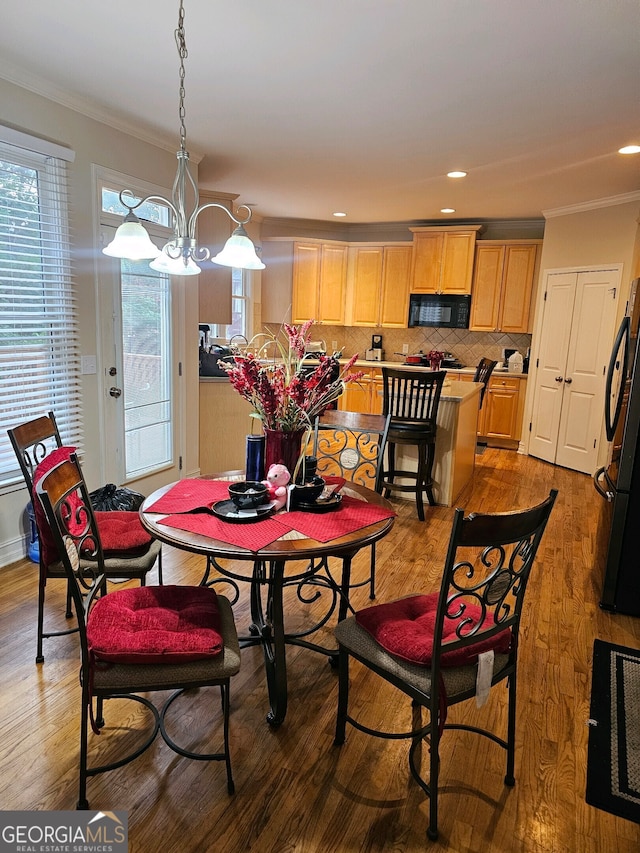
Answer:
564, 377, 572, 384
555, 376, 564, 383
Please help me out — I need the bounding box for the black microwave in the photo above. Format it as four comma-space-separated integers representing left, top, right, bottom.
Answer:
408, 293, 471, 329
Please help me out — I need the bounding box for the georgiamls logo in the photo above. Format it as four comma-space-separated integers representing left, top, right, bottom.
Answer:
0, 810, 128, 852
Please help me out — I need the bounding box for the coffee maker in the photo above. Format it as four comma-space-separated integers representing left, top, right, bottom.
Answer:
366, 334, 384, 362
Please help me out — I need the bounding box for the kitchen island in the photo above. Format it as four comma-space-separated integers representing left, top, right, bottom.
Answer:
200, 372, 481, 507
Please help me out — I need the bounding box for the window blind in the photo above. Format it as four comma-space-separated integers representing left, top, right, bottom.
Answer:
0, 138, 82, 484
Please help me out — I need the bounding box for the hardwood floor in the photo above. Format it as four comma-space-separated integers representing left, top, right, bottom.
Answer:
1, 448, 639, 852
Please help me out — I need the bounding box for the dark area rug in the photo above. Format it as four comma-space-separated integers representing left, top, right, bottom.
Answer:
587, 639, 640, 823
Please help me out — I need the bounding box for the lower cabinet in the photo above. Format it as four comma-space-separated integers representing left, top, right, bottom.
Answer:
448, 372, 526, 446
340, 368, 526, 446
339, 367, 383, 414
481, 375, 523, 442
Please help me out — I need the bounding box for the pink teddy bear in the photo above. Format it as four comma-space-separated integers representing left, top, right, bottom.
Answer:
263, 463, 291, 511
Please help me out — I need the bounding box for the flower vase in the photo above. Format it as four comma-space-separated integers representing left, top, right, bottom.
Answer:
264, 428, 305, 479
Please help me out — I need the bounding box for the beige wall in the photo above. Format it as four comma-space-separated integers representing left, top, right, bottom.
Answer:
529, 200, 640, 382
0, 78, 201, 565
538, 200, 640, 309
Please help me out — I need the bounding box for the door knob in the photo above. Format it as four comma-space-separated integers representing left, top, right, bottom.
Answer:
564, 377, 573, 384
109, 387, 122, 398
555, 376, 563, 382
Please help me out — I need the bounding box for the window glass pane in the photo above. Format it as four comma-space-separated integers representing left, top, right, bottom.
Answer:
120, 260, 172, 478
232, 267, 244, 296
101, 187, 169, 227
209, 268, 248, 341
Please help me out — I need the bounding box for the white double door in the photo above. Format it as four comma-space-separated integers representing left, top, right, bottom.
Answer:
529, 268, 620, 474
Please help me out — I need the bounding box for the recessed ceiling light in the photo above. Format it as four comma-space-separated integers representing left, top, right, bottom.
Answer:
333, 211, 347, 217
440, 208, 456, 214
447, 170, 467, 178
618, 145, 640, 154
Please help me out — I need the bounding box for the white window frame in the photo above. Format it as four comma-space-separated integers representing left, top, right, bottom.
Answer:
208, 268, 252, 344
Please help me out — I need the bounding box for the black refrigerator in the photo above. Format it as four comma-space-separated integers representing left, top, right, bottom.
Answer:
595, 277, 640, 615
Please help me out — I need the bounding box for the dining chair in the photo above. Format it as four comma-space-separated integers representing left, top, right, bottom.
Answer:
379, 367, 447, 520
333, 489, 557, 841
473, 357, 498, 408
36, 453, 241, 809
8, 412, 163, 663
312, 409, 391, 598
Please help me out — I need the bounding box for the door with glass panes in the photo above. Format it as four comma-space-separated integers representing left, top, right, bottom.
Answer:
99, 209, 184, 492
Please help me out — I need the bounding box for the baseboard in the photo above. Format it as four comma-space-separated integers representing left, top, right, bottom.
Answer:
0, 534, 30, 569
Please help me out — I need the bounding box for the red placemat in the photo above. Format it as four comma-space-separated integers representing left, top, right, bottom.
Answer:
278, 495, 396, 543
145, 480, 232, 514
158, 512, 287, 551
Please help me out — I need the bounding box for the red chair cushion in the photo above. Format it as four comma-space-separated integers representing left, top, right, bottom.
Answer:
93, 511, 152, 556
32, 446, 78, 567
87, 585, 224, 664
355, 592, 511, 666
32, 449, 152, 565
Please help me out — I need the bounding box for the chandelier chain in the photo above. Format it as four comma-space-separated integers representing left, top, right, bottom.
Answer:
175, 0, 188, 152
103, 0, 263, 271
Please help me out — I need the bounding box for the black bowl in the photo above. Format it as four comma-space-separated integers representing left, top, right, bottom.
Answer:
228, 481, 269, 510
290, 476, 325, 507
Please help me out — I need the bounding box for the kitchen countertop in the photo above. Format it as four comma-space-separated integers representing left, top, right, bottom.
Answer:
344, 359, 529, 380
199, 358, 529, 381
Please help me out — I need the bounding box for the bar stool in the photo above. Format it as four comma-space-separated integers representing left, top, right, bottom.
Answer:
380, 367, 447, 520
473, 357, 498, 408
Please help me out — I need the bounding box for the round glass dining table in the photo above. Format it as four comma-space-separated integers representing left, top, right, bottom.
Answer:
139, 479, 395, 726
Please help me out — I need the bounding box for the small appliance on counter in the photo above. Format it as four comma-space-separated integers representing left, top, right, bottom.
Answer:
441, 351, 464, 369
366, 334, 384, 361
199, 324, 211, 348
304, 339, 326, 357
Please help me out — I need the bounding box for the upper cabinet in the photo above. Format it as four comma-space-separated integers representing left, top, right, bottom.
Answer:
410, 226, 482, 294
469, 240, 541, 333
345, 243, 412, 327
292, 242, 348, 325
261, 239, 348, 326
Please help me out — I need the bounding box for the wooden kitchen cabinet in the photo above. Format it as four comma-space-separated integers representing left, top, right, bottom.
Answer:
409, 226, 482, 294
261, 238, 348, 325
345, 244, 412, 327
469, 241, 541, 333
481, 375, 524, 443
292, 241, 348, 325
339, 367, 383, 414
447, 371, 526, 444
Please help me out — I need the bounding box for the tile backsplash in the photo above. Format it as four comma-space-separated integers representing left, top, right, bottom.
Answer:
263, 323, 531, 368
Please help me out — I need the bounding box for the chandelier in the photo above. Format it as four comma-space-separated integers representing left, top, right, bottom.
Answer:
103, 0, 264, 275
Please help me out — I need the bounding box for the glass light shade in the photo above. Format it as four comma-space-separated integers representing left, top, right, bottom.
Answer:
149, 248, 201, 276
102, 215, 161, 260
211, 225, 265, 270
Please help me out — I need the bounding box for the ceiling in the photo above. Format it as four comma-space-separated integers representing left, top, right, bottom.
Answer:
1, 0, 639, 224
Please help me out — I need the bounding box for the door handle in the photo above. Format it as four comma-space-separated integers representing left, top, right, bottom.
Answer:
594, 466, 614, 501
555, 376, 563, 382
564, 377, 572, 384
109, 387, 122, 398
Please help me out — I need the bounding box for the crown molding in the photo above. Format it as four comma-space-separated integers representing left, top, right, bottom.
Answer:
0, 58, 204, 163
543, 191, 640, 219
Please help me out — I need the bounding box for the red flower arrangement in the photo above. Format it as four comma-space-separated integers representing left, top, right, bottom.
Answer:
222, 320, 364, 432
